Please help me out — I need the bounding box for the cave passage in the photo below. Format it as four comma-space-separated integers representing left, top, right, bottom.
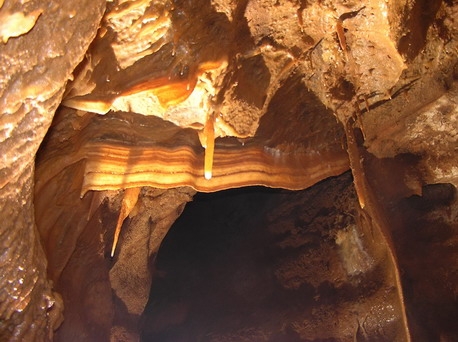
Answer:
140, 173, 405, 341
142, 186, 287, 341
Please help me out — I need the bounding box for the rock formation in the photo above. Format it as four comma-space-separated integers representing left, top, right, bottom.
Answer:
0, 0, 456, 340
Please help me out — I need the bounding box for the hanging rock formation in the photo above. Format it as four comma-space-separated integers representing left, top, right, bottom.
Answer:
0, 0, 457, 340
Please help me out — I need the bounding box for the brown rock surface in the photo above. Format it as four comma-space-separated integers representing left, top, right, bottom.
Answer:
142, 174, 408, 341
35, 183, 195, 341
0, 0, 105, 340
0, 0, 456, 340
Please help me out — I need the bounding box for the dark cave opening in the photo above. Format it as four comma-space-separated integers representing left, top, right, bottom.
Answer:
141, 186, 287, 341
139, 173, 406, 341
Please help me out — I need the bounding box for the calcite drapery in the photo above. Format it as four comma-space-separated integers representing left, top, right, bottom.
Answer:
35, 106, 349, 197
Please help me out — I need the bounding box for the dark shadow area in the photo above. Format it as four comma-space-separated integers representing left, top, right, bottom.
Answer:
397, 0, 443, 61
141, 186, 286, 341
140, 173, 407, 341
391, 183, 458, 342
361, 148, 458, 341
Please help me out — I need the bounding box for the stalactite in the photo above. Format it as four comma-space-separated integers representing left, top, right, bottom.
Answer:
111, 187, 141, 257
203, 113, 215, 180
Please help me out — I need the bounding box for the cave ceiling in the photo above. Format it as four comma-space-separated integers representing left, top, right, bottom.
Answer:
0, 0, 457, 341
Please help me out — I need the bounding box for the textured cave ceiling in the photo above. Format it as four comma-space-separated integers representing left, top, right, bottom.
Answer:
0, 0, 457, 341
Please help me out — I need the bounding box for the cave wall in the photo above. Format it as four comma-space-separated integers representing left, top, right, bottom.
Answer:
0, 0, 105, 340
35, 174, 195, 340
142, 172, 457, 341
143, 174, 407, 341
0, 0, 457, 340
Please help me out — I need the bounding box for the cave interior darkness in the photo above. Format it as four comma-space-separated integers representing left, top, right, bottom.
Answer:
140, 175, 457, 341
1, 0, 457, 341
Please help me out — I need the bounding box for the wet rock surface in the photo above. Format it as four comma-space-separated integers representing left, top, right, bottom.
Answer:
0, 0, 456, 340
0, 0, 105, 340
